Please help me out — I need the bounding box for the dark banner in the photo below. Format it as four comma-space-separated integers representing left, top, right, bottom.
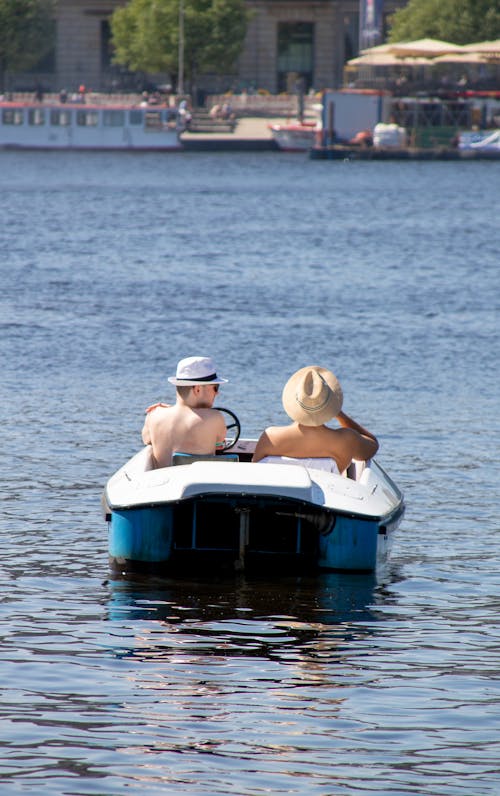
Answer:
359, 0, 384, 51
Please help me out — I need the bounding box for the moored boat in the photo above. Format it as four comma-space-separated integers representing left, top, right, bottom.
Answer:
458, 129, 500, 151
269, 119, 318, 151
103, 415, 405, 577
0, 99, 183, 150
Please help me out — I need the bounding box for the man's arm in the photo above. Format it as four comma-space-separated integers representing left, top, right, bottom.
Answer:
142, 404, 170, 446
141, 414, 151, 445
215, 410, 228, 449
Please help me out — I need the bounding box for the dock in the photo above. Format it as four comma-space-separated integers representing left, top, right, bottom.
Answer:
181, 116, 280, 151
310, 145, 500, 160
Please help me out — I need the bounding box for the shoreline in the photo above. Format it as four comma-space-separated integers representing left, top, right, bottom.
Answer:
181, 116, 282, 151
310, 145, 500, 160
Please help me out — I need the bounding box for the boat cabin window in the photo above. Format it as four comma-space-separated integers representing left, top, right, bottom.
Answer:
76, 110, 99, 127
129, 110, 143, 126
145, 111, 162, 130
2, 109, 24, 125
50, 110, 72, 126
103, 110, 125, 127
28, 109, 45, 126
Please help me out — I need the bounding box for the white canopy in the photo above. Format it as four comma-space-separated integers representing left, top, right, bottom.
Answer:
348, 38, 500, 68
461, 39, 500, 55
388, 38, 465, 57
347, 52, 430, 67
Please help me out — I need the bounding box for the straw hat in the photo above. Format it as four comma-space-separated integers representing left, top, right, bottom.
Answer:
168, 356, 228, 386
282, 366, 343, 426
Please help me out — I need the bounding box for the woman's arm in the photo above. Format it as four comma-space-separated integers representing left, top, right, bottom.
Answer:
252, 429, 272, 462
336, 410, 379, 460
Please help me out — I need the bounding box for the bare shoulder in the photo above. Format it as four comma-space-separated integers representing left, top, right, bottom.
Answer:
264, 425, 288, 439
197, 407, 227, 429
145, 402, 171, 414
197, 407, 223, 419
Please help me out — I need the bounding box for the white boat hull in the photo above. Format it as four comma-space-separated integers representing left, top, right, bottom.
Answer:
458, 130, 500, 152
104, 442, 404, 576
269, 123, 317, 152
0, 101, 182, 150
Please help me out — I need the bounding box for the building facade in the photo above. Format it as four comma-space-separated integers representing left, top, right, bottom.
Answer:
11, 0, 406, 95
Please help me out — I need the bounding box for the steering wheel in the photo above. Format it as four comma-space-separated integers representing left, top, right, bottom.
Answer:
216, 407, 241, 451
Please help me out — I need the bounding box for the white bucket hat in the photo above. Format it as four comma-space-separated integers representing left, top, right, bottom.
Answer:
168, 356, 228, 386
282, 366, 343, 426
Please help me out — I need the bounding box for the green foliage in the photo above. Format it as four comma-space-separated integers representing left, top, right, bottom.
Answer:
0, 0, 55, 85
389, 0, 500, 45
111, 0, 249, 83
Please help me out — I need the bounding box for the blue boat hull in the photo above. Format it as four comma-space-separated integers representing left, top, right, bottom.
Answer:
108, 495, 403, 575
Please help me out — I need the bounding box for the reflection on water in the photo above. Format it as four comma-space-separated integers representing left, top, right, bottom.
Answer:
105, 572, 388, 669
106, 571, 384, 626
100, 574, 390, 794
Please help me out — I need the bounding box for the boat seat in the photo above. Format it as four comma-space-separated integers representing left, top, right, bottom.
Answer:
347, 459, 367, 480
172, 452, 239, 466
258, 455, 339, 473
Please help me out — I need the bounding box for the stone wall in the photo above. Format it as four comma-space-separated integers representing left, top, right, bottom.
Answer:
9, 0, 406, 95
57, 0, 115, 91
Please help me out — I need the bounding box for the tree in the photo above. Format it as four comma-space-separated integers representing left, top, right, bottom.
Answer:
111, 0, 249, 91
0, 0, 55, 92
389, 0, 500, 45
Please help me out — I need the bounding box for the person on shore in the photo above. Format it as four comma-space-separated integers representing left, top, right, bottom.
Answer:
178, 98, 192, 129
252, 365, 378, 474
141, 356, 228, 468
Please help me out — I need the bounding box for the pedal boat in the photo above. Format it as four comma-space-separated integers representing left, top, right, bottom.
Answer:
103, 420, 404, 576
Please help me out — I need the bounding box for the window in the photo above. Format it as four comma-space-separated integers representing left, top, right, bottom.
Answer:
76, 111, 99, 126
50, 110, 71, 126
27, 17, 56, 74
129, 110, 143, 126
28, 109, 45, 126
277, 23, 314, 93
2, 109, 24, 125
101, 20, 113, 70
343, 14, 359, 62
145, 111, 162, 130
103, 110, 125, 127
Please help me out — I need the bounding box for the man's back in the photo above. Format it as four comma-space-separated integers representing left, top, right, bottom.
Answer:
143, 403, 225, 468
141, 355, 229, 467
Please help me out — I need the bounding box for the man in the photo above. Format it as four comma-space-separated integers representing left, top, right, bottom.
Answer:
252, 365, 378, 474
142, 356, 228, 468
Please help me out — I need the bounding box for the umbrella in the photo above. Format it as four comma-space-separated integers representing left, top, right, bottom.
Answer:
388, 38, 465, 57
347, 52, 434, 67
461, 39, 500, 54
461, 40, 500, 63
359, 43, 395, 55
433, 52, 488, 64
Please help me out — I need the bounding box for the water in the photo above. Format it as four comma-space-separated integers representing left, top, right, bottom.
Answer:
1, 151, 499, 795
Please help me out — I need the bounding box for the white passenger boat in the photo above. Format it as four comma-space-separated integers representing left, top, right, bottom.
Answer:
0, 99, 183, 150
103, 410, 404, 576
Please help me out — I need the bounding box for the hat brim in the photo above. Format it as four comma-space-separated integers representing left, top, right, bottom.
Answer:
168, 376, 228, 386
282, 366, 343, 426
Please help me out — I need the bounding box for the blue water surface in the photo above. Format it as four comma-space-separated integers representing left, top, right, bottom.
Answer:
0, 151, 499, 795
